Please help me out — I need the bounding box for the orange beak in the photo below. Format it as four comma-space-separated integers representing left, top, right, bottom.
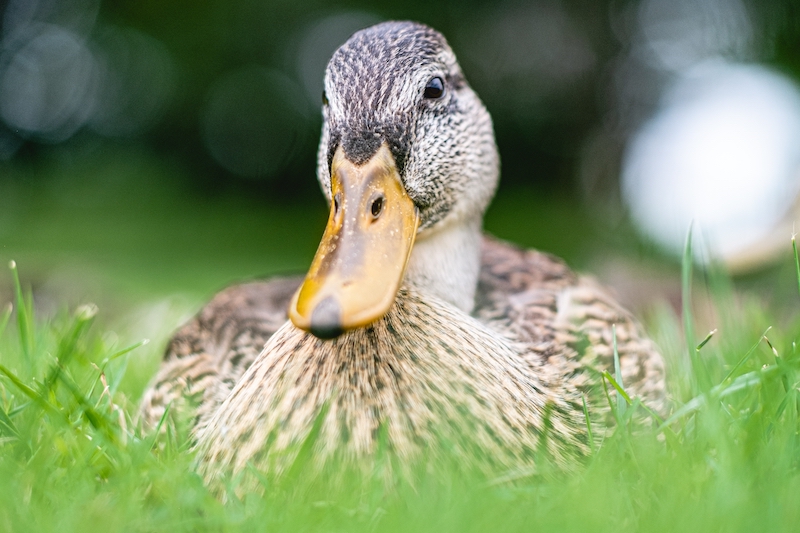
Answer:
289, 143, 419, 338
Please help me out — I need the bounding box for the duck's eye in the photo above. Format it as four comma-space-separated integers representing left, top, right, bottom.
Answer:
322, 90, 329, 106
423, 77, 444, 99
370, 196, 384, 219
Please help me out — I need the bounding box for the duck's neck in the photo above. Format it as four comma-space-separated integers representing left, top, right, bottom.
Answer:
403, 217, 482, 313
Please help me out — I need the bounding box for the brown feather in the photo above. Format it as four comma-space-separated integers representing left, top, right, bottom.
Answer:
139, 236, 666, 486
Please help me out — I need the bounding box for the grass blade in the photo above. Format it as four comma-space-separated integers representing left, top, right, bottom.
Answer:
682, 225, 711, 392
793, 232, 800, 298
40, 304, 97, 397
612, 324, 626, 421
0, 405, 21, 440
104, 338, 148, 394
582, 395, 595, 454
147, 402, 172, 453
682, 225, 696, 359
55, 367, 118, 444
696, 329, 717, 351
659, 364, 779, 430
0, 302, 12, 343
602, 371, 633, 406
105, 338, 150, 364
721, 328, 771, 385
0, 362, 61, 417
9, 261, 32, 361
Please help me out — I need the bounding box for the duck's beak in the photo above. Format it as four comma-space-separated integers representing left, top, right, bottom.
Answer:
289, 143, 419, 339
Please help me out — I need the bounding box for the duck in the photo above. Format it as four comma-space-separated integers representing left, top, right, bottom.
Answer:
139, 21, 666, 487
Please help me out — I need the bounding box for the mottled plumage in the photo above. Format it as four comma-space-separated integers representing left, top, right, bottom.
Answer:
195, 285, 592, 488
139, 21, 666, 487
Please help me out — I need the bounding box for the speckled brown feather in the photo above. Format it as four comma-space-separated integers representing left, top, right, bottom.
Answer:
194, 286, 590, 491
139, 236, 666, 440
476, 236, 667, 415
138, 277, 302, 433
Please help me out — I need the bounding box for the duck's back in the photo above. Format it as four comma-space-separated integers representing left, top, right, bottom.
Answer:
138, 236, 666, 433
138, 276, 302, 431
476, 236, 667, 415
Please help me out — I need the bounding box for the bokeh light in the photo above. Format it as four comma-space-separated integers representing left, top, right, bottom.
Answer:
0, 23, 98, 143
622, 63, 800, 267
637, 0, 754, 72
0, 0, 175, 156
3, 0, 100, 39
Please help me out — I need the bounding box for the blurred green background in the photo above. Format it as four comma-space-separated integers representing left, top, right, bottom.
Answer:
1, 0, 799, 325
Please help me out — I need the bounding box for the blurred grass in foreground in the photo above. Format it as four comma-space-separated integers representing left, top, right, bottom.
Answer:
0, 222, 800, 531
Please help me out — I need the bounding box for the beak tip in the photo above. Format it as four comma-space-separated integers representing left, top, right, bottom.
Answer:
309, 295, 345, 340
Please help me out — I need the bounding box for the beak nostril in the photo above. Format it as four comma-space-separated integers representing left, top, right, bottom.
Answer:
333, 193, 342, 220
370, 196, 384, 219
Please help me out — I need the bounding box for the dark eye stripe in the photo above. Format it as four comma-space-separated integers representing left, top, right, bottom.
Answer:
424, 76, 444, 99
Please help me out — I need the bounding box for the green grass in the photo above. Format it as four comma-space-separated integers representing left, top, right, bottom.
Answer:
0, 236, 799, 532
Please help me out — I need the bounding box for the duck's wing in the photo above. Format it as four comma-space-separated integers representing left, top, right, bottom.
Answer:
138, 276, 302, 434
474, 235, 667, 416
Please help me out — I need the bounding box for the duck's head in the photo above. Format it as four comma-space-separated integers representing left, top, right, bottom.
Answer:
289, 21, 499, 339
